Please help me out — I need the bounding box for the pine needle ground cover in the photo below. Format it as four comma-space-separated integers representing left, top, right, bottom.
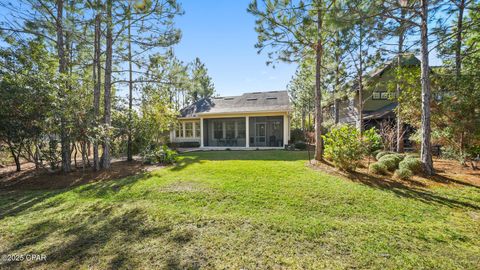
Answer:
1, 151, 479, 269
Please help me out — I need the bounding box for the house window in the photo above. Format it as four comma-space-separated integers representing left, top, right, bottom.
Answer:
372, 92, 381, 100
175, 123, 182, 138
380, 92, 389, 99
195, 122, 200, 137
214, 121, 223, 139
185, 122, 193, 137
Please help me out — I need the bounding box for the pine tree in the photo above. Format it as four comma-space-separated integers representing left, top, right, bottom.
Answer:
248, 0, 337, 161
189, 57, 215, 102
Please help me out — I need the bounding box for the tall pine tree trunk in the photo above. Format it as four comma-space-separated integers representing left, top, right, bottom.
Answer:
56, 0, 71, 173
455, 0, 465, 157
420, 0, 434, 175
396, 11, 405, 153
357, 27, 364, 135
334, 32, 340, 125
127, 5, 133, 162
314, 6, 324, 161
301, 109, 306, 131
101, 0, 112, 169
455, 0, 464, 78
93, 3, 101, 171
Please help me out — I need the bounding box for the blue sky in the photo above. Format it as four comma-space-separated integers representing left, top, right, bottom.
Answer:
172, 0, 297, 97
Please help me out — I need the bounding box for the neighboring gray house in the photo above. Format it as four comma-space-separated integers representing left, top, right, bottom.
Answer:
326, 54, 421, 128
170, 90, 292, 149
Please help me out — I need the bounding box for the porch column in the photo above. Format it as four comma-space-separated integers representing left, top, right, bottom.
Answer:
200, 118, 204, 147
283, 114, 289, 146
245, 116, 250, 148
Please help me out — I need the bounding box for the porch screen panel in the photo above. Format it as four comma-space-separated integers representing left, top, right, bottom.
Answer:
203, 118, 246, 147
249, 116, 284, 147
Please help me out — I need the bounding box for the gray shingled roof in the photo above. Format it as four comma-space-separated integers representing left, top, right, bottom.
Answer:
179, 90, 291, 118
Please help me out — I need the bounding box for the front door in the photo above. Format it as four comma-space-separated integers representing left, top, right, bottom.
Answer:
255, 122, 266, 146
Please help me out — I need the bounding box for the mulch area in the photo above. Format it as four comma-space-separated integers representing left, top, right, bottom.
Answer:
310, 157, 480, 189
0, 160, 162, 190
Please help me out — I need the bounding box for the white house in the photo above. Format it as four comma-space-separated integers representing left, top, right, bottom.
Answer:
170, 90, 292, 149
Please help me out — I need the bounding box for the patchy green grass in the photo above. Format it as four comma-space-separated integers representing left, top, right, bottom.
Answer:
0, 151, 479, 269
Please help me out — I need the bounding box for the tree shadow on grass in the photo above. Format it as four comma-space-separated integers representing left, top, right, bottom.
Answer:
170, 156, 202, 172
0, 205, 207, 269
71, 172, 152, 199
347, 170, 480, 210
428, 173, 480, 189
0, 170, 152, 221
0, 190, 64, 220
0, 167, 208, 269
312, 161, 480, 211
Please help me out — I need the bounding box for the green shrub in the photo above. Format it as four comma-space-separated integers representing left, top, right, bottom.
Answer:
363, 128, 383, 157
378, 154, 404, 171
294, 141, 307, 150
394, 168, 413, 180
376, 151, 395, 161
322, 125, 364, 171
372, 149, 382, 159
142, 145, 178, 165
290, 128, 305, 143
369, 162, 388, 175
405, 153, 420, 159
168, 141, 200, 148
399, 158, 423, 174
379, 153, 404, 162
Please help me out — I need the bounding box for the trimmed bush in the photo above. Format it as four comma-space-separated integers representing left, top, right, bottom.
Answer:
372, 149, 382, 159
399, 158, 423, 174
405, 153, 420, 159
394, 168, 413, 180
369, 162, 388, 175
378, 154, 404, 171
178, 141, 200, 148
379, 153, 404, 163
376, 151, 395, 161
294, 141, 307, 150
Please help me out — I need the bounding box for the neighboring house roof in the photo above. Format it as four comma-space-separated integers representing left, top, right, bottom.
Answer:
179, 90, 291, 118
363, 103, 397, 120
369, 53, 421, 79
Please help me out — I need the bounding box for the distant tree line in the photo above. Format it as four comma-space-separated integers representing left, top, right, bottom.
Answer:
0, 0, 215, 172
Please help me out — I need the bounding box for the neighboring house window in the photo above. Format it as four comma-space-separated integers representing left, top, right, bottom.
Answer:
185, 122, 193, 137
175, 123, 182, 138
195, 122, 200, 137
372, 91, 395, 100
214, 122, 223, 139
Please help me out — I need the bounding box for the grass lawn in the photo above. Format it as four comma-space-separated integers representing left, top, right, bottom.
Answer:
0, 150, 479, 269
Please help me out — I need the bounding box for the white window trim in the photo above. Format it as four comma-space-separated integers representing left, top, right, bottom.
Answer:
176, 121, 200, 138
